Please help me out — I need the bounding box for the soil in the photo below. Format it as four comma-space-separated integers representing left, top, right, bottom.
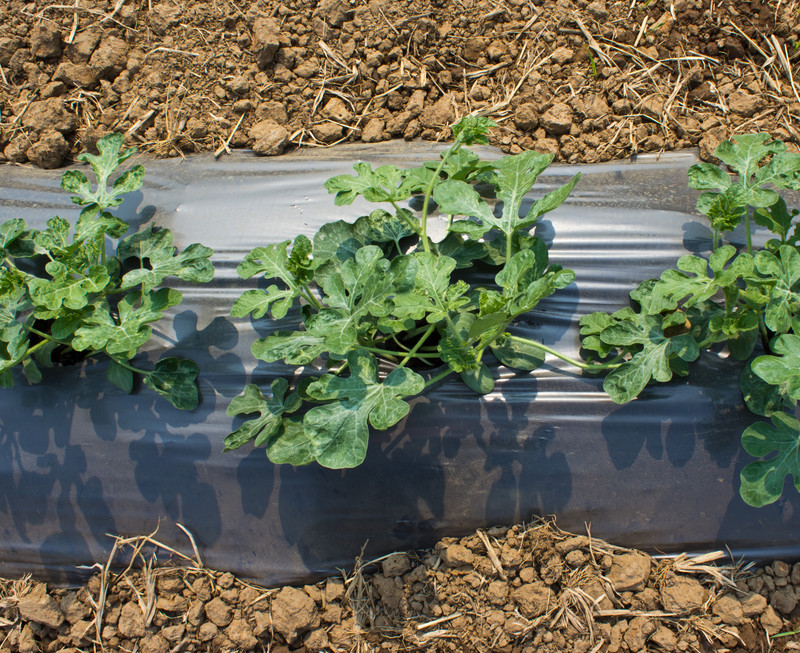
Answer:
1, 0, 800, 168
1, 520, 799, 653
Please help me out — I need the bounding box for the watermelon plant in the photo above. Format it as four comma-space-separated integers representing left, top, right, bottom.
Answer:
0, 134, 215, 409
224, 116, 612, 468
581, 134, 800, 507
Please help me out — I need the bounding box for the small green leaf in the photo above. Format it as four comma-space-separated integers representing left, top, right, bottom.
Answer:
324, 162, 421, 205
752, 334, 800, 402
451, 115, 496, 145
0, 219, 26, 251
460, 362, 494, 394
27, 261, 111, 311
224, 379, 301, 451
438, 335, 478, 372
754, 198, 797, 242
72, 289, 182, 359
231, 287, 297, 320
107, 359, 134, 393
740, 362, 790, 417
740, 411, 800, 507
687, 162, 731, 191
695, 186, 747, 233
119, 226, 215, 292
754, 245, 800, 333
491, 335, 545, 371
143, 357, 199, 410
522, 173, 581, 226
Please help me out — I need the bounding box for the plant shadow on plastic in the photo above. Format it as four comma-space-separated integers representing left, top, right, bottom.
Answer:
0, 134, 215, 409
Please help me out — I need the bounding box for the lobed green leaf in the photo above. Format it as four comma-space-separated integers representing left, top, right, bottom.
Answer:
740, 411, 800, 507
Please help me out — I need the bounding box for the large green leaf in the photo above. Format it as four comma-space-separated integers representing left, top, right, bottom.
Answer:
252, 329, 327, 365
487, 151, 554, 238
118, 226, 214, 292
68, 133, 141, 208
224, 379, 302, 451
740, 411, 800, 507
232, 238, 312, 320
687, 162, 731, 192
497, 250, 574, 315
324, 162, 422, 206
392, 253, 465, 324
312, 220, 367, 267
302, 350, 425, 468
635, 247, 753, 314
713, 133, 785, 184
598, 309, 700, 403
523, 175, 581, 227
264, 416, 316, 466
433, 179, 495, 226
107, 358, 134, 393
460, 362, 494, 394
313, 247, 417, 355
360, 208, 417, 246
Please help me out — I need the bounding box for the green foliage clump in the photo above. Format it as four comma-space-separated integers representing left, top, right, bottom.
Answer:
581, 133, 800, 507
226, 116, 592, 468
0, 134, 215, 409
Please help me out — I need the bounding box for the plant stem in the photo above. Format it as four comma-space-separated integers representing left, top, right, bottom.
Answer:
391, 201, 422, 237
362, 345, 439, 360
21, 324, 70, 347
108, 356, 150, 376
745, 212, 753, 255
16, 338, 52, 365
422, 368, 453, 390
420, 138, 465, 254
507, 335, 625, 370
301, 287, 322, 310
397, 324, 436, 368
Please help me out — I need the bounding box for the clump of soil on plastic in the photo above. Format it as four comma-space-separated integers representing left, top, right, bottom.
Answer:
2, 520, 798, 652
1, 0, 799, 168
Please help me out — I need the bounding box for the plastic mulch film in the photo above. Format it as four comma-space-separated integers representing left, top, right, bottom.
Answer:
0, 142, 797, 586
